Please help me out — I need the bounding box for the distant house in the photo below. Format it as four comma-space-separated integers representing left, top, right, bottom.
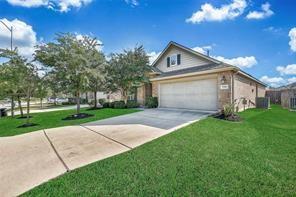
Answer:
280, 83, 296, 109
136, 41, 266, 111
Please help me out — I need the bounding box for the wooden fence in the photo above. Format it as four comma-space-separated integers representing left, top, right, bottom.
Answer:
265, 90, 281, 104
256, 97, 270, 109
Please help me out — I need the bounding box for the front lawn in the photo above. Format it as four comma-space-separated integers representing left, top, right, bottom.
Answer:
23, 105, 296, 196
0, 108, 139, 137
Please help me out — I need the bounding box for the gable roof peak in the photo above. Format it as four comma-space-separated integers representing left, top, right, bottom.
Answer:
151, 41, 221, 67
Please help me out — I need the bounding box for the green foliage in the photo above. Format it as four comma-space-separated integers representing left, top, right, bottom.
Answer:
223, 103, 235, 117
102, 102, 110, 108
126, 100, 140, 108
104, 46, 150, 102
99, 98, 106, 105
145, 97, 158, 108
114, 101, 126, 109
34, 33, 103, 114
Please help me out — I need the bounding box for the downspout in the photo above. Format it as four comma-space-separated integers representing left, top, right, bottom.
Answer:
232, 70, 240, 105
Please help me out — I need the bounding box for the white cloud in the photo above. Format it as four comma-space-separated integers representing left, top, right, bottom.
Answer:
260, 76, 285, 87
192, 45, 212, 55
246, 2, 273, 20
147, 51, 161, 65
289, 27, 296, 52
6, 0, 93, 12
214, 56, 257, 68
6, 0, 48, 7
263, 26, 282, 34
125, 0, 139, 6
186, 0, 247, 24
0, 18, 37, 58
276, 64, 296, 75
287, 77, 296, 84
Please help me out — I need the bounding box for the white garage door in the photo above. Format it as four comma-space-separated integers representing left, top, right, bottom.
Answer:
159, 78, 218, 111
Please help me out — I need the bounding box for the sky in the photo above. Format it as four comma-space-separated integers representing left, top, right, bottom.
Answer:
0, 0, 295, 87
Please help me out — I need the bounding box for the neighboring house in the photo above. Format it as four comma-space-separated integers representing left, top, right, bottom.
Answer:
137, 41, 266, 111
279, 83, 296, 109
265, 82, 296, 109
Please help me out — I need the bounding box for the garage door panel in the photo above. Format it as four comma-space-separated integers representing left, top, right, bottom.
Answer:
159, 78, 217, 111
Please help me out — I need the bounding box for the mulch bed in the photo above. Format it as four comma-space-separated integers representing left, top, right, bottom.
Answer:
212, 113, 242, 122
17, 123, 39, 128
62, 113, 94, 121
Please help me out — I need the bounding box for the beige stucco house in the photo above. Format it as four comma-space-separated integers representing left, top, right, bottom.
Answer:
136, 41, 266, 111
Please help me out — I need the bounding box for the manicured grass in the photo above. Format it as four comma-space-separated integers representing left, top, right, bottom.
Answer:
23, 105, 296, 196
0, 108, 139, 137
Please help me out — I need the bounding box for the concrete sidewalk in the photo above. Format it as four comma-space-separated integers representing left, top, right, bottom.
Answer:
0, 108, 212, 196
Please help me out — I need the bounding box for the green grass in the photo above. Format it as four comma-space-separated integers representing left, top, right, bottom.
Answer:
0, 108, 139, 137
23, 105, 296, 196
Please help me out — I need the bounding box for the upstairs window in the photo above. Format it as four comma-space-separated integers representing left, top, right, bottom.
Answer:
167, 54, 181, 67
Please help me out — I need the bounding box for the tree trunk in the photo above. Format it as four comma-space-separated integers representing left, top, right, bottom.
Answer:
85, 92, 88, 104
17, 95, 24, 117
94, 91, 97, 108
26, 92, 30, 124
122, 90, 128, 104
11, 96, 14, 117
53, 93, 57, 106
40, 98, 43, 109
76, 91, 81, 114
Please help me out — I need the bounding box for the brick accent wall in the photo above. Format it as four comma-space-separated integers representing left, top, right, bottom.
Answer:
217, 71, 232, 110
152, 81, 159, 97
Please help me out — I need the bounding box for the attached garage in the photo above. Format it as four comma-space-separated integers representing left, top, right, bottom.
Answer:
159, 78, 218, 111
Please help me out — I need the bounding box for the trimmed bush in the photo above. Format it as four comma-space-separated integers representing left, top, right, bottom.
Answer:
102, 102, 110, 108
145, 97, 158, 108
114, 101, 126, 109
99, 99, 106, 106
109, 102, 115, 108
126, 100, 140, 108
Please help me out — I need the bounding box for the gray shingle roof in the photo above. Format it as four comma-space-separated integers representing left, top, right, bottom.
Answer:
155, 63, 231, 78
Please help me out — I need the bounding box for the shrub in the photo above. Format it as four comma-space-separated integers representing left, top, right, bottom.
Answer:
223, 103, 235, 117
114, 101, 126, 109
145, 97, 158, 108
99, 98, 106, 106
126, 100, 140, 108
222, 103, 241, 122
102, 102, 110, 108
109, 102, 115, 108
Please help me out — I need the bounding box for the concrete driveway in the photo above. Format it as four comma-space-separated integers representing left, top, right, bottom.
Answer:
84, 108, 212, 130
0, 108, 213, 196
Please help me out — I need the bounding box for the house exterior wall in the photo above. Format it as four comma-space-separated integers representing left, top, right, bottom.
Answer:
154, 45, 210, 73
281, 89, 296, 108
233, 73, 266, 111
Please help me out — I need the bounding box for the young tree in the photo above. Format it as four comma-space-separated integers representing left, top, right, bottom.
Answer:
35, 76, 48, 109
86, 42, 106, 108
20, 63, 39, 125
35, 33, 101, 114
104, 46, 150, 103
0, 49, 26, 117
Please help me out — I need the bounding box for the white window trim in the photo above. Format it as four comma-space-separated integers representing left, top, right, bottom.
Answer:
169, 54, 178, 67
